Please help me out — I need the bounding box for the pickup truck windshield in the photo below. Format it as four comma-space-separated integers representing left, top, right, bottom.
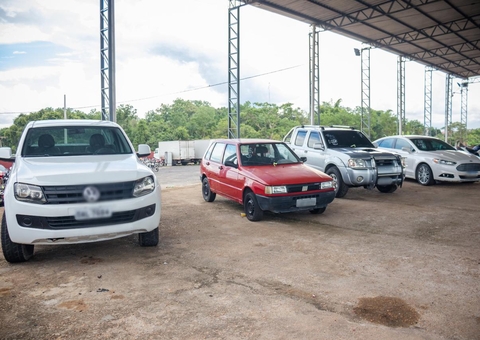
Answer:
323, 130, 374, 148
21, 126, 133, 157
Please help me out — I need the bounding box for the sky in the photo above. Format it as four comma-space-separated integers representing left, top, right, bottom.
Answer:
0, 0, 479, 132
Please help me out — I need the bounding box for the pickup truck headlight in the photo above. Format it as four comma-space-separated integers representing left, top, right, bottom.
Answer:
265, 186, 287, 194
133, 176, 155, 197
433, 158, 456, 166
14, 183, 46, 204
347, 158, 367, 169
321, 181, 334, 189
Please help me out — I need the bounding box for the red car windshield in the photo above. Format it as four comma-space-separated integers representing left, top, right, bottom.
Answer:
239, 143, 301, 166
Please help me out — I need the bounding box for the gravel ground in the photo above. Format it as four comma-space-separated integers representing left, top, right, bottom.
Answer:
0, 165, 479, 339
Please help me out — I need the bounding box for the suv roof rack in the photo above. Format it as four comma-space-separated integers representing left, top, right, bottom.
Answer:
299, 125, 357, 131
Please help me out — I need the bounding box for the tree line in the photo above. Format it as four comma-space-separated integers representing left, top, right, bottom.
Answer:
1, 98, 479, 152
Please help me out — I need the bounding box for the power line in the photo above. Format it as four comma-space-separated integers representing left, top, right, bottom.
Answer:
0, 64, 304, 115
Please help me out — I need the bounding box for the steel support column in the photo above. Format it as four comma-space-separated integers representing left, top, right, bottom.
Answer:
360, 47, 371, 138
228, 1, 241, 139
397, 56, 406, 135
309, 26, 321, 125
444, 73, 453, 143
424, 66, 433, 136
100, 0, 116, 122
460, 82, 468, 140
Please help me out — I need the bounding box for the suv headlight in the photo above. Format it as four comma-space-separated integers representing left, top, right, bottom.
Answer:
14, 183, 46, 204
265, 186, 287, 194
133, 176, 156, 197
348, 158, 367, 169
433, 158, 456, 166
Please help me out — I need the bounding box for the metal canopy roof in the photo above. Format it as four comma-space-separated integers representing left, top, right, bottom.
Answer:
244, 0, 480, 79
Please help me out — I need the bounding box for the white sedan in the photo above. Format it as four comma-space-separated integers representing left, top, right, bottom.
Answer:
373, 135, 480, 185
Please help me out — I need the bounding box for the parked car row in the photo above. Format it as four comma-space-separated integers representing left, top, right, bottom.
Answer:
200, 126, 480, 222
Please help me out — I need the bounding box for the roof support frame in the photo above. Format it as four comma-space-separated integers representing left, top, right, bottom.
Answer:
309, 26, 321, 125
228, 1, 242, 139
397, 56, 406, 135
424, 66, 433, 136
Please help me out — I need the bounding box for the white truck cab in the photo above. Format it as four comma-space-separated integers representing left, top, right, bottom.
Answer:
0, 119, 161, 263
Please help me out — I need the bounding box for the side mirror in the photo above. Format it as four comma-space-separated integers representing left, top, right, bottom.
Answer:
312, 142, 324, 150
137, 144, 152, 158
224, 160, 238, 168
0, 147, 15, 164
300, 156, 307, 162
372, 142, 379, 147
401, 146, 413, 153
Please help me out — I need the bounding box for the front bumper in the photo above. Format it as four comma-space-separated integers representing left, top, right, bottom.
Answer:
4, 187, 161, 245
255, 191, 335, 214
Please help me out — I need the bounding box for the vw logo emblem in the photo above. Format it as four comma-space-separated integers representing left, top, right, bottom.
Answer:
83, 186, 101, 202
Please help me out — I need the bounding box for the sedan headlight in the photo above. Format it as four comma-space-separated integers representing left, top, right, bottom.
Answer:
433, 158, 456, 166
14, 183, 46, 204
133, 176, 156, 197
348, 158, 367, 169
400, 157, 407, 167
265, 186, 287, 194
321, 181, 334, 189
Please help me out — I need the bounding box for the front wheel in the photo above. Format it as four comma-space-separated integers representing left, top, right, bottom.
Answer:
202, 177, 216, 202
244, 191, 263, 221
416, 163, 435, 186
376, 184, 398, 193
1, 212, 34, 263
326, 167, 349, 198
138, 227, 159, 247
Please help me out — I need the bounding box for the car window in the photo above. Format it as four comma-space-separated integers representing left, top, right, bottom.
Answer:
223, 144, 237, 166
394, 138, 411, 150
204, 142, 215, 160
307, 131, 322, 148
294, 130, 307, 146
324, 130, 374, 148
240, 143, 300, 166
210, 142, 226, 163
377, 138, 394, 149
284, 129, 293, 143
410, 138, 455, 151
21, 126, 132, 157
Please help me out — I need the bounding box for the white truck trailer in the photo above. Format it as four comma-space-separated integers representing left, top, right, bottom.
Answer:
154, 140, 211, 166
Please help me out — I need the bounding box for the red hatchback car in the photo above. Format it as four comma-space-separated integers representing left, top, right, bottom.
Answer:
200, 139, 335, 221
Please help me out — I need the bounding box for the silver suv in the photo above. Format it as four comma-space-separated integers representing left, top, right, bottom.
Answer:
283, 125, 405, 198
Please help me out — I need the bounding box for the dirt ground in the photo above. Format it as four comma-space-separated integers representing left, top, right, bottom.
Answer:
1, 165, 479, 340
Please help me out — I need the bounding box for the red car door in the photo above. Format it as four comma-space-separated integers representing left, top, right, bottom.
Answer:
218, 143, 243, 202
205, 142, 226, 194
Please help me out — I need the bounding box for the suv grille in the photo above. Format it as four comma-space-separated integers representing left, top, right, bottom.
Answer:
42, 181, 136, 204
456, 163, 480, 171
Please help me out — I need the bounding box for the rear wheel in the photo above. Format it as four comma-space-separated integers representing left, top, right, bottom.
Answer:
326, 167, 349, 198
202, 177, 216, 202
309, 207, 326, 214
1, 212, 34, 263
138, 227, 159, 247
416, 163, 435, 186
376, 184, 398, 193
244, 191, 263, 221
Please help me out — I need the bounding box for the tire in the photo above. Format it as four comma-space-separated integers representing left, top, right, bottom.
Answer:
326, 167, 349, 198
309, 207, 326, 214
244, 191, 263, 221
138, 227, 159, 247
416, 163, 435, 186
202, 177, 216, 202
1, 212, 34, 263
376, 184, 398, 193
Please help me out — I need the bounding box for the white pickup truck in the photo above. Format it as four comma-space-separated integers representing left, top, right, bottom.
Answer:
0, 119, 162, 263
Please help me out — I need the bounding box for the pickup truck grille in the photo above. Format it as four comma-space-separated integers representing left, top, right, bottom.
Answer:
42, 181, 136, 204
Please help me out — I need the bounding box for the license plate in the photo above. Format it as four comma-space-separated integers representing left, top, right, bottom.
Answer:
296, 197, 316, 208
74, 206, 112, 220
